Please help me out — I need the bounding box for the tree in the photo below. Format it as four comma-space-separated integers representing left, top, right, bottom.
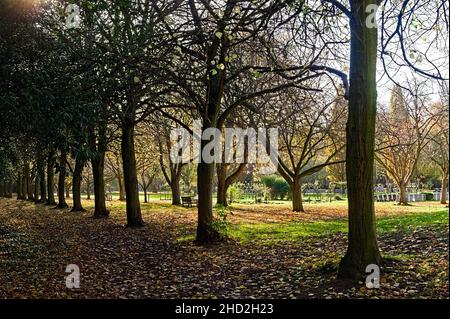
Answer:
105, 142, 126, 202
216, 110, 250, 207
89, 123, 111, 219
135, 124, 161, 204
262, 85, 346, 212
81, 162, 93, 200
74, 0, 178, 227
55, 147, 69, 209
326, 91, 347, 183
181, 163, 196, 194
46, 151, 57, 205
425, 91, 449, 205
159, 0, 336, 244
319, 0, 449, 280
334, 0, 382, 279
149, 118, 186, 206
376, 82, 443, 205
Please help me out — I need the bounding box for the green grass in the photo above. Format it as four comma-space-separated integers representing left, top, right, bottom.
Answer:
228, 210, 449, 244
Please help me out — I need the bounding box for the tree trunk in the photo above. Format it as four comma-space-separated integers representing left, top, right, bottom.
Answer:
24, 163, 33, 201
71, 156, 85, 212
46, 154, 56, 205
338, 0, 381, 280
92, 152, 109, 218
6, 182, 12, 198
17, 171, 23, 200
171, 178, 181, 206
195, 43, 226, 244
66, 185, 71, 199
86, 182, 91, 200
21, 170, 28, 200
440, 173, 448, 205
121, 124, 144, 227
292, 178, 304, 212
141, 175, 148, 203
0, 182, 6, 197
195, 136, 222, 244
216, 164, 228, 207
217, 162, 246, 207
56, 149, 69, 209
85, 170, 91, 200
33, 177, 39, 203
118, 174, 126, 201
38, 156, 46, 203
398, 182, 408, 205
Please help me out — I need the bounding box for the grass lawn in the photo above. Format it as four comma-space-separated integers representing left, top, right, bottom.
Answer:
228, 209, 449, 244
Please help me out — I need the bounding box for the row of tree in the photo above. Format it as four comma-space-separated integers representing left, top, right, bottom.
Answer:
0, 0, 448, 280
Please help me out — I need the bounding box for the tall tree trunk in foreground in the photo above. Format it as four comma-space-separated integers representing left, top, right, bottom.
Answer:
195, 63, 226, 244
46, 153, 56, 205
196, 126, 222, 244
121, 124, 144, 227
71, 156, 85, 212
56, 149, 69, 209
338, 0, 382, 280
292, 178, 304, 213
196, 158, 219, 243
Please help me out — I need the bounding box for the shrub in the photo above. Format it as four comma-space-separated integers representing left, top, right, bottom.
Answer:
227, 183, 244, 202
211, 205, 230, 236
260, 175, 290, 200
421, 192, 434, 201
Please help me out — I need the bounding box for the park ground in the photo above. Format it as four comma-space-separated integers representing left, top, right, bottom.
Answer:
0, 197, 448, 299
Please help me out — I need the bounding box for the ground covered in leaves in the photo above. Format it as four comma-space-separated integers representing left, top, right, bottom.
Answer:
0, 198, 448, 299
